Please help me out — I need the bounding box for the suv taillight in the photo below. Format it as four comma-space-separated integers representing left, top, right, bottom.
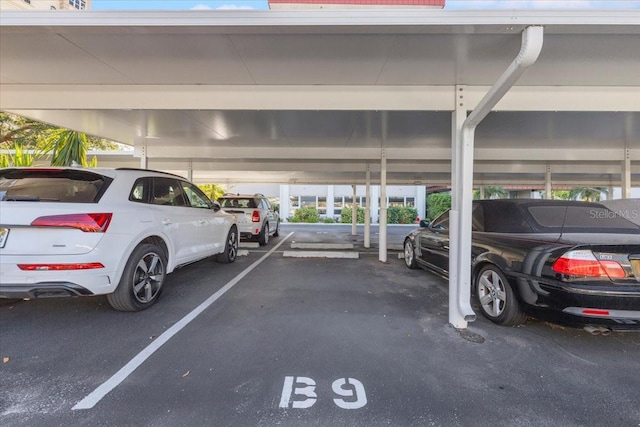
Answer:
252, 210, 260, 223
31, 213, 112, 233
552, 250, 625, 279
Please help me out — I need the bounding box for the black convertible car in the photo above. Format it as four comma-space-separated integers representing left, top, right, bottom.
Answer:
403, 199, 640, 331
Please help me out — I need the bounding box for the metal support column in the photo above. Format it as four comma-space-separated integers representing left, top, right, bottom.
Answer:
545, 164, 552, 199
379, 148, 387, 262
279, 185, 290, 222
187, 161, 193, 182
365, 165, 371, 248
449, 88, 476, 329
352, 184, 357, 235
449, 26, 543, 329
622, 142, 632, 200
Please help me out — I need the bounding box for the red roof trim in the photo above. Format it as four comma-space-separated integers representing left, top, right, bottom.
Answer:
269, 0, 445, 6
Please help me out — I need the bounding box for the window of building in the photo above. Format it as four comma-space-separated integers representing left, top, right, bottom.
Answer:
344, 196, 355, 208
300, 196, 316, 208
289, 196, 300, 209
317, 197, 326, 215
388, 197, 404, 207
69, 0, 86, 10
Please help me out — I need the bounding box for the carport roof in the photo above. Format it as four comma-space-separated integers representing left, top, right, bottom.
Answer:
1, 10, 639, 185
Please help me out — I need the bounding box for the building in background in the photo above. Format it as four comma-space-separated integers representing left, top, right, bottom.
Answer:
1, 0, 90, 10
228, 184, 426, 223
269, 0, 444, 9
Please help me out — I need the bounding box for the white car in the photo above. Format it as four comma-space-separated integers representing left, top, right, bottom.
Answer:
0, 167, 238, 311
217, 193, 279, 246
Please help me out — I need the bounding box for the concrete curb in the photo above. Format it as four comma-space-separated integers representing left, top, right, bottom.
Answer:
283, 251, 360, 259
290, 242, 354, 250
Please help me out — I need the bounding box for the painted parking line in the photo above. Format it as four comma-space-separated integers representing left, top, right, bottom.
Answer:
72, 232, 294, 411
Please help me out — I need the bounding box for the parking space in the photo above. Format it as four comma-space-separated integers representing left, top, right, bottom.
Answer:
1, 225, 639, 426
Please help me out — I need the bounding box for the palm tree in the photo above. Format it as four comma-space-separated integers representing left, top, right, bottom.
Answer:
0, 143, 34, 167
475, 185, 508, 199
41, 129, 96, 167
569, 187, 606, 202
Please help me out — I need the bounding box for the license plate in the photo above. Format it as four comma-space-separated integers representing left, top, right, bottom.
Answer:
630, 258, 640, 281
0, 228, 8, 248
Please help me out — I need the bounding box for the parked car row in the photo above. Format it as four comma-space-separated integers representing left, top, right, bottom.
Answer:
404, 199, 640, 331
2, 166, 639, 332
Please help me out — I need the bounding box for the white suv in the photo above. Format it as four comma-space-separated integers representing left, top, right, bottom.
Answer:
217, 193, 279, 246
0, 167, 238, 311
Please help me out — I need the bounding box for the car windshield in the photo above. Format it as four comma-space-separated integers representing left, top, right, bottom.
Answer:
0, 169, 109, 203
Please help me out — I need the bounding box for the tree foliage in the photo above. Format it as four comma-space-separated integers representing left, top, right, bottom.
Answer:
387, 206, 418, 224
569, 187, 606, 202
474, 185, 508, 199
340, 206, 365, 224
427, 193, 451, 221
291, 206, 320, 223
199, 183, 226, 201
0, 112, 122, 167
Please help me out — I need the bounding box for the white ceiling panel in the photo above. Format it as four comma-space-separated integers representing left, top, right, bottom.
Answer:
1, 10, 639, 185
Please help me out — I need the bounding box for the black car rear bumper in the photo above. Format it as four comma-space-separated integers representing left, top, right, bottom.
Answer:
0, 283, 94, 299
528, 280, 640, 328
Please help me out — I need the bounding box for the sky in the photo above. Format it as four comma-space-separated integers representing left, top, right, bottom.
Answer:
91, 0, 640, 11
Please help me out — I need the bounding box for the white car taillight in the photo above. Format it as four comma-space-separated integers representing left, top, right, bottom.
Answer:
31, 213, 112, 233
252, 210, 260, 223
18, 263, 105, 271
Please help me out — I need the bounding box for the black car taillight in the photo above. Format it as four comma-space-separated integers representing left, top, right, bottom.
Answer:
552, 250, 625, 279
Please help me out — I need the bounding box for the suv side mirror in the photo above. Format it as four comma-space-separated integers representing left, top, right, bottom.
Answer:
212, 201, 221, 212
419, 219, 430, 228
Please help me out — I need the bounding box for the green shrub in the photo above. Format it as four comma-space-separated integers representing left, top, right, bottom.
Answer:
427, 193, 451, 221
290, 206, 320, 223
340, 207, 365, 223
322, 217, 336, 223
387, 206, 418, 224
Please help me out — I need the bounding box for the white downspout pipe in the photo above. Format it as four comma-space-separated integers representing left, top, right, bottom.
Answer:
449, 26, 544, 329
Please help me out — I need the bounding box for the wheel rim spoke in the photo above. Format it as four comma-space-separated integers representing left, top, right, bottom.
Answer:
133, 277, 146, 294
492, 297, 502, 316
479, 293, 492, 306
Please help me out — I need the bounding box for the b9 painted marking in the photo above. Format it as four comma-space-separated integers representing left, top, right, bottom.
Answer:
279, 376, 367, 410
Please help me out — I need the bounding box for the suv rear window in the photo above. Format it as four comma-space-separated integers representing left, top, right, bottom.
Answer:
219, 198, 257, 209
0, 168, 110, 203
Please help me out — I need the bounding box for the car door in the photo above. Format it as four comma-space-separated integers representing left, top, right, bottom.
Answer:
261, 198, 278, 230
180, 181, 227, 255
150, 177, 202, 265
419, 210, 450, 275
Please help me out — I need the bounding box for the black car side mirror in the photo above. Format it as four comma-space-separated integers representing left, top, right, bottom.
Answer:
419, 219, 430, 228
212, 201, 221, 212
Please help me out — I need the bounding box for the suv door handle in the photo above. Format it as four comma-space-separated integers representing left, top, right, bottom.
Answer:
162, 219, 172, 225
